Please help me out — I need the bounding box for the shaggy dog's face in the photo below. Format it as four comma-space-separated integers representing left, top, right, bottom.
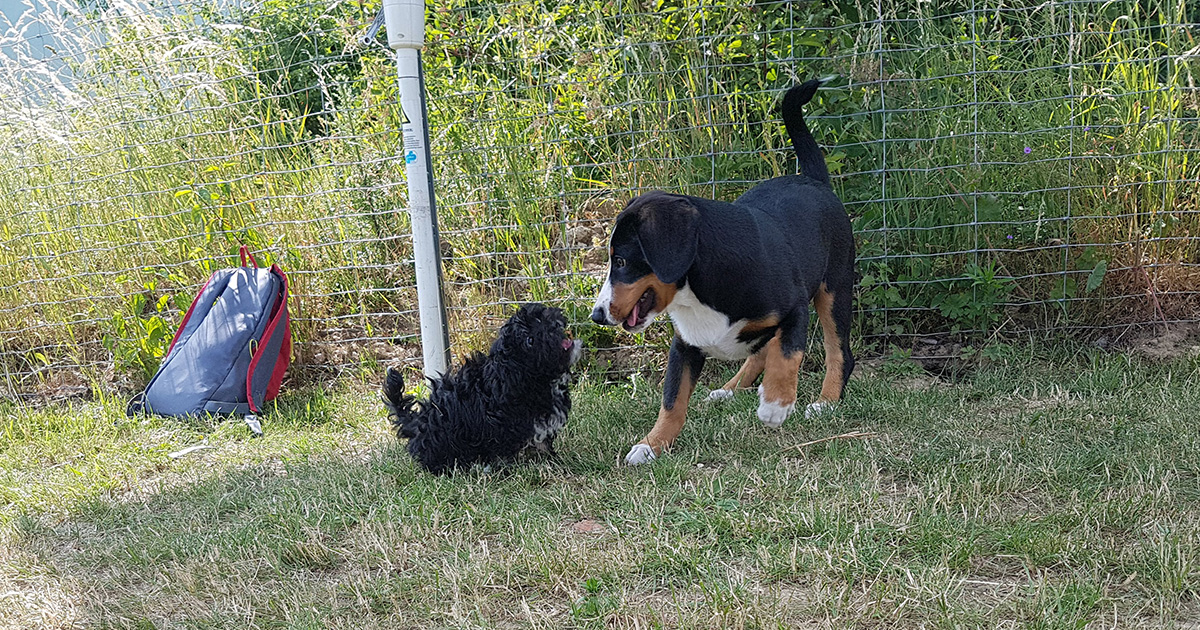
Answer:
491, 303, 582, 375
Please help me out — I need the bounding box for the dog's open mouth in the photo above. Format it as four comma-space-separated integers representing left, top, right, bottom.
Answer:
562, 337, 583, 364
622, 288, 656, 331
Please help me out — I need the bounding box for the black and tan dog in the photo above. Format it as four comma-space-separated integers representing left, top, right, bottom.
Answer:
590, 78, 855, 465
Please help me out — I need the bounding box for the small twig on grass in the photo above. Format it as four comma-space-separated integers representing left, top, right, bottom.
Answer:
960, 578, 1019, 589
168, 444, 213, 459
782, 431, 877, 453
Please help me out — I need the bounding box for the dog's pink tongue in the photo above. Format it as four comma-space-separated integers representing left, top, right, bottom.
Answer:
561, 338, 572, 350
626, 302, 640, 328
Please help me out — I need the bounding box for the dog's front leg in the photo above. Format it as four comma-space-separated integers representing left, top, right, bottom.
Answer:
707, 351, 766, 401
625, 335, 706, 465
757, 321, 806, 428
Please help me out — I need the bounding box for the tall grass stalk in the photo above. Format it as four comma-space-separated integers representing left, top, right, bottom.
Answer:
0, 0, 1195, 395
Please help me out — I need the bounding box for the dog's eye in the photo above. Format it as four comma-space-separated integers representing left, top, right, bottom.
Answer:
525, 336, 534, 347
613, 256, 626, 268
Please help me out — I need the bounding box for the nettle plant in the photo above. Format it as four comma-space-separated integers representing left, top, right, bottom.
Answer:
102, 271, 194, 383
928, 261, 1015, 335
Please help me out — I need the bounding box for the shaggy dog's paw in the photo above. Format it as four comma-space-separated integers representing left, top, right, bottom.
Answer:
756, 385, 794, 428
804, 401, 836, 420
624, 443, 657, 465
706, 389, 734, 402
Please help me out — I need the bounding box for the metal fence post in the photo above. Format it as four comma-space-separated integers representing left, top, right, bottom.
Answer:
383, 0, 451, 379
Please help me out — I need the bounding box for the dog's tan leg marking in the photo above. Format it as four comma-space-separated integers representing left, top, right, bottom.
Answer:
740, 314, 782, 336
707, 314, 777, 402
639, 363, 697, 456
720, 352, 766, 391
814, 283, 845, 403
757, 332, 802, 427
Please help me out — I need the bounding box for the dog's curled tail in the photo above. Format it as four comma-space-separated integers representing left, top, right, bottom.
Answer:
781, 77, 831, 187
382, 367, 421, 439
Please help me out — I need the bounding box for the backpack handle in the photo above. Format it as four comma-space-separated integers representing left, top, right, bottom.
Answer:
240, 245, 258, 268
126, 391, 146, 417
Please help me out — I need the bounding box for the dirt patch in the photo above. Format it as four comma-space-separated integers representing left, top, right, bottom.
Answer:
908, 337, 978, 382
1118, 322, 1200, 361
565, 519, 608, 535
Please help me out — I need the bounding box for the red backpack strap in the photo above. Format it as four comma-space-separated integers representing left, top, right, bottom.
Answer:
265, 264, 291, 401
267, 317, 292, 401
240, 245, 258, 268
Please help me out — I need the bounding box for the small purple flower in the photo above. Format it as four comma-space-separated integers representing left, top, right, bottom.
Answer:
1083, 126, 1090, 132
1024, 146, 1032, 154
1007, 234, 1014, 240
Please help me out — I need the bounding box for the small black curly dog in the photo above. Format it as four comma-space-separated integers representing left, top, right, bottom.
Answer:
382, 303, 583, 475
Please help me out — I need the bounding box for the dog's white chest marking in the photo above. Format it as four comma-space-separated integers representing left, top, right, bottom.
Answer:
531, 373, 570, 447
532, 409, 566, 444
667, 285, 757, 361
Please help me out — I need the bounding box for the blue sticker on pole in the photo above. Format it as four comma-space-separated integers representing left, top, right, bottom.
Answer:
405, 150, 417, 164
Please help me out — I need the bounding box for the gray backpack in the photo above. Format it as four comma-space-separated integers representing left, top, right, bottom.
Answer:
127, 247, 291, 435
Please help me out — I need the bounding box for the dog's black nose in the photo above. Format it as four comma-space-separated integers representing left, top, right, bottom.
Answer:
590, 305, 607, 325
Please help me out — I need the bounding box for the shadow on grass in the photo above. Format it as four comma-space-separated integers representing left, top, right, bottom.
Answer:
3, 382, 681, 628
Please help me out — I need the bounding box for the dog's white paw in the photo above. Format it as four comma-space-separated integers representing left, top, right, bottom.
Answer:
756, 385, 794, 428
805, 401, 836, 420
707, 388, 734, 402
757, 400, 794, 428
624, 444, 657, 465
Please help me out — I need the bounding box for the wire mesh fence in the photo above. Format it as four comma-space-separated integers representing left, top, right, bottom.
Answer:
0, 0, 1196, 399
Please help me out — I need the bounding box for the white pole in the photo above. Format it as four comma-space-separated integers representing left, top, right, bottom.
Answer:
383, 0, 450, 379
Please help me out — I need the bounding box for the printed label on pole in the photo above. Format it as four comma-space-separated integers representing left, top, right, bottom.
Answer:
405, 151, 417, 164
401, 122, 423, 153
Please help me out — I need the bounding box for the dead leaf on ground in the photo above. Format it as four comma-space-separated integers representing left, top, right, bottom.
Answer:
568, 519, 607, 535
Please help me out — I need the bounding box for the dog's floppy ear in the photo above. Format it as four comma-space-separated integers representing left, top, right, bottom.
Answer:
631, 194, 699, 285
489, 306, 524, 355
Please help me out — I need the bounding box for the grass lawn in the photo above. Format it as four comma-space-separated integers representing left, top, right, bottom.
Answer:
2, 342, 1199, 629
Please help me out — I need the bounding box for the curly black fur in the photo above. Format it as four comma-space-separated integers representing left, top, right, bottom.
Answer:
382, 303, 582, 475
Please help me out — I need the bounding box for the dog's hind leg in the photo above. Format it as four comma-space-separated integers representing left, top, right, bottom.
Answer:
707, 351, 766, 402
626, 335, 706, 465
808, 282, 855, 419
